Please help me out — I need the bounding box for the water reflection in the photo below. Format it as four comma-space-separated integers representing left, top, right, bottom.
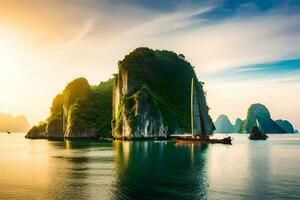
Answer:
112, 141, 209, 200
46, 139, 114, 200
246, 141, 271, 199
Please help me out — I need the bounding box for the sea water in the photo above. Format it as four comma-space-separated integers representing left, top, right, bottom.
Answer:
0, 133, 300, 200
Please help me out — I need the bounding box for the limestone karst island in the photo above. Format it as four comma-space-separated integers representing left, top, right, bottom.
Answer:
26, 48, 215, 140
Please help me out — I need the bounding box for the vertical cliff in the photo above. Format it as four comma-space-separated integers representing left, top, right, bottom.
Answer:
112, 47, 215, 138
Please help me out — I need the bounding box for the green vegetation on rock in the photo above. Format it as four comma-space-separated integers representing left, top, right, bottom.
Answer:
27, 47, 214, 139
113, 47, 214, 137
26, 78, 113, 139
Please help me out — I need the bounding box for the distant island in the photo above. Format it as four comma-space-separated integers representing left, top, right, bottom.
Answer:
214, 103, 297, 134
26, 47, 215, 139
0, 113, 30, 132
214, 114, 235, 133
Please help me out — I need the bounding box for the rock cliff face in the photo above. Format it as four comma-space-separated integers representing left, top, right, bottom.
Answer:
242, 103, 285, 133
275, 119, 295, 133
112, 48, 214, 138
26, 78, 113, 139
214, 114, 235, 133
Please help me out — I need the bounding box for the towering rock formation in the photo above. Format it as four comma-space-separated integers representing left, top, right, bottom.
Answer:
112, 48, 214, 138
234, 118, 244, 133
275, 119, 295, 133
241, 103, 285, 133
26, 78, 113, 139
214, 114, 235, 133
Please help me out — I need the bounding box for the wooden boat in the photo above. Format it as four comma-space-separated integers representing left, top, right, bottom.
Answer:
248, 134, 268, 140
176, 78, 232, 145
176, 136, 232, 144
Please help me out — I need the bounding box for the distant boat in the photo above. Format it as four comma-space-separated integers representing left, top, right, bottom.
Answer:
249, 118, 268, 140
7, 131, 11, 134
176, 78, 232, 145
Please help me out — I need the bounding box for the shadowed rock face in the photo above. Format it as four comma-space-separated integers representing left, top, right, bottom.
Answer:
214, 114, 235, 133
242, 103, 285, 133
275, 119, 295, 133
25, 122, 47, 139
112, 47, 214, 138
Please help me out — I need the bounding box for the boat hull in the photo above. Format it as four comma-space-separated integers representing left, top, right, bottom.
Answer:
175, 136, 232, 145
248, 135, 268, 140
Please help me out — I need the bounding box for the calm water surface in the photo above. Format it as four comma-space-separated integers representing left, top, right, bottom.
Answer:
1, 133, 300, 200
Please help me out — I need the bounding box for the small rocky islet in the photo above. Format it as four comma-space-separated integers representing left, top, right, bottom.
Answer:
26, 47, 215, 139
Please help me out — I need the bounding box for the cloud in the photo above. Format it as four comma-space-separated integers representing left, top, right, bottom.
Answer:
63, 18, 96, 45
204, 58, 300, 83
56, 0, 300, 78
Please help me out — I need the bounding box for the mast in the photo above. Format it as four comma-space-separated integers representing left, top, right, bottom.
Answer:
191, 78, 195, 137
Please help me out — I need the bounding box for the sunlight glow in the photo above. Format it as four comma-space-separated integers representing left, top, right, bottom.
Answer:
0, 27, 26, 85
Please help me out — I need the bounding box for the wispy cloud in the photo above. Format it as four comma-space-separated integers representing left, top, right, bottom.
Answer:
63, 18, 96, 46
204, 58, 300, 84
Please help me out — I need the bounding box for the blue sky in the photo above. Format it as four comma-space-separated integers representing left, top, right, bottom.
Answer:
206, 58, 300, 83
0, 0, 300, 129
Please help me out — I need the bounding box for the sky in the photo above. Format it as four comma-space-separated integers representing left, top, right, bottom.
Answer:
0, 0, 299, 130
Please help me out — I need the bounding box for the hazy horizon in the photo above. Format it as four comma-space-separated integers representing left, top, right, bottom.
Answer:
0, 0, 299, 130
